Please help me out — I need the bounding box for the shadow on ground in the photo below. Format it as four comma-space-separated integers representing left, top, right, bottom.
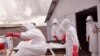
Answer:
79, 49, 91, 56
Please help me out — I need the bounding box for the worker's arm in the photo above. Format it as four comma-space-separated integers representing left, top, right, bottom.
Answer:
70, 28, 79, 56
71, 29, 79, 47
86, 25, 90, 42
6, 32, 20, 38
21, 29, 45, 40
52, 26, 59, 41
72, 35, 79, 56
94, 22, 100, 32
61, 33, 66, 43
53, 35, 59, 41
72, 37, 79, 56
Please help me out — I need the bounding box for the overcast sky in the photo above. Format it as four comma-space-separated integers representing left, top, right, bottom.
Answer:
0, 0, 52, 26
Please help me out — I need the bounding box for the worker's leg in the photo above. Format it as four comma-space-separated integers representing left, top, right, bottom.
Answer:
15, 44, 47, 56
65, 47, 72, 56
91, 52, 98, 56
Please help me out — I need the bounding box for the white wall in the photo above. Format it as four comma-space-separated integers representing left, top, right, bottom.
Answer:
51, 0, 99, 19
97, 3, 100, 56
46, 21, 53, 40
47, 0, 100, 40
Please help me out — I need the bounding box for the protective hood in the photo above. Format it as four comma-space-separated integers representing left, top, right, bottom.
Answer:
61, 19, 70, 31
22, 22, 35, 30
86, 15, 93, 22
53, 19, 58, 24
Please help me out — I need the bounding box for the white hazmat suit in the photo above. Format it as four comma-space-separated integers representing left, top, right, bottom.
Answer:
52, 19, 66, 42
7, 23, 47, 56
86, 15, 98, 56
60, 19, 79, 56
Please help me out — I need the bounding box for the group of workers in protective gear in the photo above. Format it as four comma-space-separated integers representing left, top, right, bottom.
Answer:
52, 15, 99, 56
0, 15, 99, 56
52, 19, 66, 43
52, 18, 79, 56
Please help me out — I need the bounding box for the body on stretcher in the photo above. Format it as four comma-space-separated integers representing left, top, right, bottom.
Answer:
10, 42, 66, 56
6, 36, 66, 56
0, 36, 66, 56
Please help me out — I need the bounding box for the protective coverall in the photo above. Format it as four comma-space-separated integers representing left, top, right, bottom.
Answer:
60, 19, 79, 56
86, 15, 98, 56
52, 19, 66, 43
6, 23, 47, 56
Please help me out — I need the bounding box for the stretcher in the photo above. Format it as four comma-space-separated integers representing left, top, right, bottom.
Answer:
6, 37, 66, 56
12, 43, 65, 56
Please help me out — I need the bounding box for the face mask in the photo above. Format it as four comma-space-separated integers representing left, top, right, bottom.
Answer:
87, 20, 92, 23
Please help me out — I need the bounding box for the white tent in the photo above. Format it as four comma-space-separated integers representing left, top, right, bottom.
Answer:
0, 0, 52, 26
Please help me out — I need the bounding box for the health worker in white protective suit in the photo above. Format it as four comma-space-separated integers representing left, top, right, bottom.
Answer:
52, 19, 66, 43
60, 19, 79, 56
86, 15, 98, 56
14, 23, 36, 50
6, 22, 47, 56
